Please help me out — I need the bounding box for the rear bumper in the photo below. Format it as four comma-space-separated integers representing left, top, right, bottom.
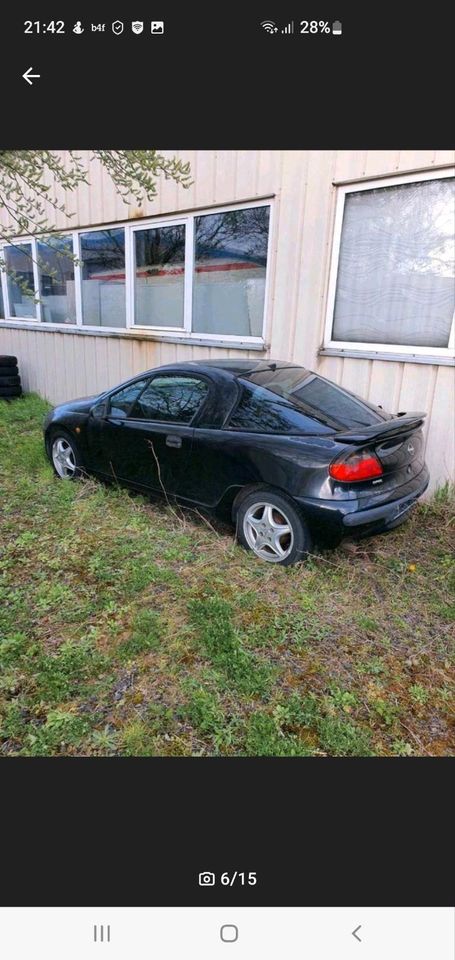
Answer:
296, 465, 430, 536
342, 479, 429, 528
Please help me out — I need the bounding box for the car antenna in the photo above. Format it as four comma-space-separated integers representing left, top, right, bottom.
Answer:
237, 361, 279, 377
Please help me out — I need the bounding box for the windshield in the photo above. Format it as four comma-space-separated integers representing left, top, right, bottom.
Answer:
240, 368, 388, 431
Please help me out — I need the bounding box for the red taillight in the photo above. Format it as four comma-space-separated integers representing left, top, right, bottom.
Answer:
330, 450, 383, 482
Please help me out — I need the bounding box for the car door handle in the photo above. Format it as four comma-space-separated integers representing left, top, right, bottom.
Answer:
166, 435, 182, 448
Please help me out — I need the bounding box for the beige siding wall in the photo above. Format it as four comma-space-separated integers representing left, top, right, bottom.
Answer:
1, 150, 454, 492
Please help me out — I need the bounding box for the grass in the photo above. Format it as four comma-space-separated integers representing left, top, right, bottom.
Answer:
0, 393, 454, 757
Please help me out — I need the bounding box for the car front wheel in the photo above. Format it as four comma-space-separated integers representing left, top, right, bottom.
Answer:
235, 489, 312, 565
50, 431, 83, 480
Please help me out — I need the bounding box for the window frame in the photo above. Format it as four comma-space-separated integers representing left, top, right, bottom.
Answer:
78, 226, 127, 330
2, 238, 41, 321
36, 233, 78, 325
322, 168, 455, 361
1, 234, 79, 325
129, 216, 190, 333
0, 198, 273, 346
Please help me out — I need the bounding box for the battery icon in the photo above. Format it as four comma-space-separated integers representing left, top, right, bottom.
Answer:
332, 21, 342, 35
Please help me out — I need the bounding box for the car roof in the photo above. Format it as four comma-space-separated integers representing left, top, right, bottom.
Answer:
153, 359, 302, 377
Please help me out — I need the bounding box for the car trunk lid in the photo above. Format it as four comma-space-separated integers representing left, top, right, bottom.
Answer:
336, 412, 426, 476
331, 413, 427, 497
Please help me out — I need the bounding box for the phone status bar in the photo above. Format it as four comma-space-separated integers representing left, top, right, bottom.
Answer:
23, 20, 165, 36
22, 18, 343, 38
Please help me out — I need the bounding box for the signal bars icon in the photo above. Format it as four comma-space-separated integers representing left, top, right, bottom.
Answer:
281, 21, 294, 34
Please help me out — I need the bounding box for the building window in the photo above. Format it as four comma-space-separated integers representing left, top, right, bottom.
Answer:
326, 172, 455, 356
80, 228, 126, 328
0, 201, 271, 341
4, 243, 36, 319
193, 206, 269, 337
134, 224, 186, 328
37, 236, 76, 324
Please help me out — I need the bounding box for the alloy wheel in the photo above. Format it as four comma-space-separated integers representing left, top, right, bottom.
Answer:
243, 501, 294, 562
52, 437, 77, 479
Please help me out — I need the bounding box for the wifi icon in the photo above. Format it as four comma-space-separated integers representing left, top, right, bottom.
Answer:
261, 20, 277, 33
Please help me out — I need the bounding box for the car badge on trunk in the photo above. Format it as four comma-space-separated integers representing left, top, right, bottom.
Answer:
407, 443, 414, 455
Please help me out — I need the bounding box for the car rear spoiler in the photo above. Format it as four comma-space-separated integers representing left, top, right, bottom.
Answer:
336, 412, 427, 444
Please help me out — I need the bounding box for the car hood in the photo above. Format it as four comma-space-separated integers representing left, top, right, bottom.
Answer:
68, 394, 101, 412
58, 394, 101, 414
44, 395, 101, 428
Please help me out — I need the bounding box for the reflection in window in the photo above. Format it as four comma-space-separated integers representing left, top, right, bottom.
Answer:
241, 369, 384, 430
289, 375, 383, 428
4, 244, 36, 319
333, 177, 455, 347
38, 236, 76, 324
80, 229, 126, 327
134, 225, 185, 327
193, 206, 270, 337
229, 384, 334, 435
132, 376, 208, 422
109, 379, 149, 418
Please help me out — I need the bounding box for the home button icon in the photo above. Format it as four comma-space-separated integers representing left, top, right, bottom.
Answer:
220, 924, 239, 943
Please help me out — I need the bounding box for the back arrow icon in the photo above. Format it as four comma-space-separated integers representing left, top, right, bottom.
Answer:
23, 67, 40, 85
352, 925, 362, 942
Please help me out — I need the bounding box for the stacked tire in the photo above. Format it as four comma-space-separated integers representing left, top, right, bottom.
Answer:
0, 356, 22, 399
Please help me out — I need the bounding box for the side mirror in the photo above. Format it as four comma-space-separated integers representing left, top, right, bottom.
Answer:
91, 400, 109, 419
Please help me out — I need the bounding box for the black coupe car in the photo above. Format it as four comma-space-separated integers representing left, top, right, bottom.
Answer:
43, 360, 429, 565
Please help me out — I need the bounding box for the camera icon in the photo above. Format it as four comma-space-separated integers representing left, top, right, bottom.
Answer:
199, 871, 216, 887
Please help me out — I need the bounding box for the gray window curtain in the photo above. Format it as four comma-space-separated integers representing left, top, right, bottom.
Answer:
332, 177, 455, 348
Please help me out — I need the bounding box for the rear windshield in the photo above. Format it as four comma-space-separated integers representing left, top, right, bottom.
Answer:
229, 368, 387, 433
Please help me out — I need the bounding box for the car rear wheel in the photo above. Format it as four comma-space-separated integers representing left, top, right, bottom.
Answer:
235, 489, 312, 566
50, 431, 83, 480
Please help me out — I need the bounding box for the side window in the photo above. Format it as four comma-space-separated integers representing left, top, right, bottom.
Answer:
108, 379, 149, 418
131, 376, 209, 423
